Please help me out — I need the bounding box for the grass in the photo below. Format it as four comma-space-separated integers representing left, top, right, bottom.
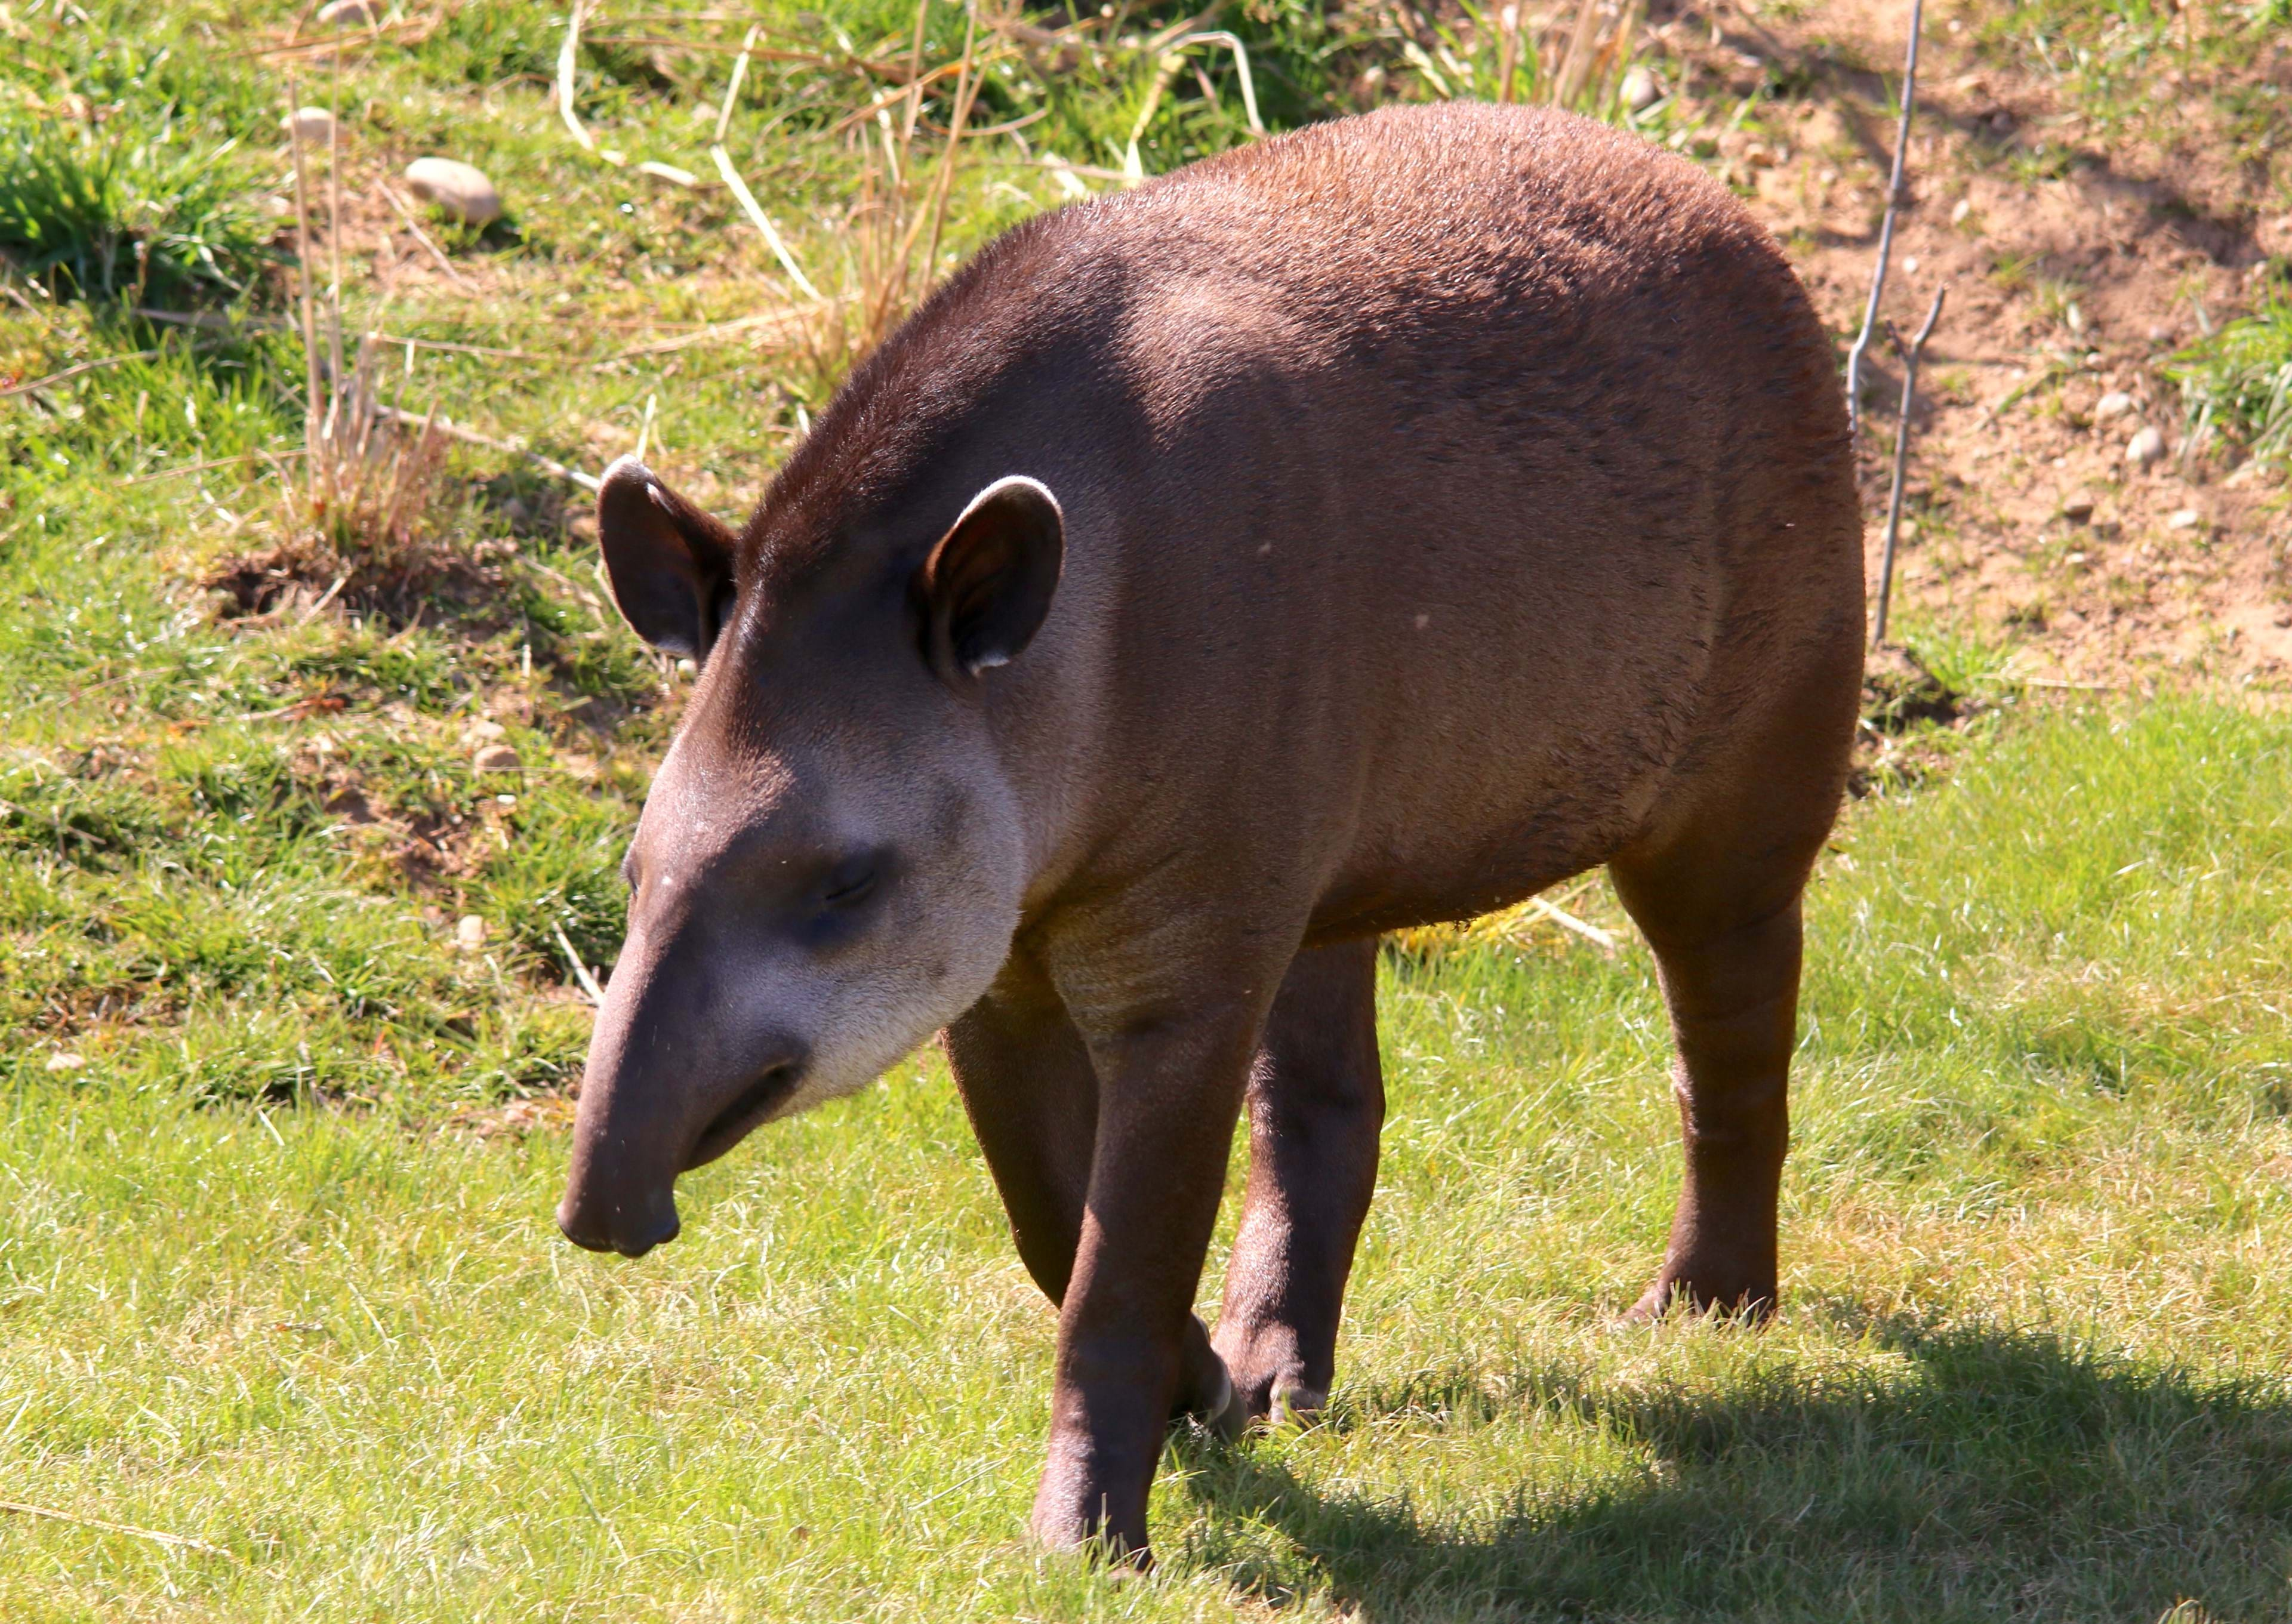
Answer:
5, 1, 2292, 1619
2174, 273, 2292, 467
7, 699, 2292, 1620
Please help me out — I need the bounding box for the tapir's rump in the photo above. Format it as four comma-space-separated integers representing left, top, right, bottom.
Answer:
571, 100, 1862, 1564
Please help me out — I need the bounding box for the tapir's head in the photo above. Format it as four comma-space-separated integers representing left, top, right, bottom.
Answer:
556, 454, 1063, 1257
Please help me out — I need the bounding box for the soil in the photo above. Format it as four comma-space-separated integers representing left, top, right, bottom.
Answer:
1646, 0, 2292, 689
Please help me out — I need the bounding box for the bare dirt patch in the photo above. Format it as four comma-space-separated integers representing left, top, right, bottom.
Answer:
1652, 0, 2291, 688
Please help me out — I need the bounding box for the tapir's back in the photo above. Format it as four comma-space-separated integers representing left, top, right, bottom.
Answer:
782, 101, 1862, 935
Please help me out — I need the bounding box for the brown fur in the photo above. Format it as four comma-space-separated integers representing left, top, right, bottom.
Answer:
557, 101, 1862, 1563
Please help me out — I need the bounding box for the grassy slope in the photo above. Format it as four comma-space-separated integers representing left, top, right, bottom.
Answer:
3, 1, 2292, 1619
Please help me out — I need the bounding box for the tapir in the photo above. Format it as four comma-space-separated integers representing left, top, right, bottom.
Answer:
556, 100, 1862, 1561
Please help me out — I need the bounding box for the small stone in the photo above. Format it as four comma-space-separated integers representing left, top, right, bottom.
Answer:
404, 158, 502, 227
473, 742, 522, 774
1621, 66, 1661, 112
45, 1051, 85, 1073
284, 107, 337, 144
2168, 508, 2202, 531
2061, 491, 2096, 523
315, 0, 378, 25
464, 717, 507, 744
2094, 391, 2135, 422
1950, 197, 1973, 226
2124, 426, 2166, 468
2147, 323, 2175, 344
2065, 551, 2088, 566
455, 914, 489, 953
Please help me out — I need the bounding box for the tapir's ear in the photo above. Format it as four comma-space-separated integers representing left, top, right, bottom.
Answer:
596, 455, 741, 663
915, 476, 1064, 684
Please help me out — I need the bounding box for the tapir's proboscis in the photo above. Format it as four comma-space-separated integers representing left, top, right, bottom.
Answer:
556, 102, 1862, 1562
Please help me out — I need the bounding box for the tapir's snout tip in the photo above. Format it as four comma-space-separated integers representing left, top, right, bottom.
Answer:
556, 1191, 680, 1258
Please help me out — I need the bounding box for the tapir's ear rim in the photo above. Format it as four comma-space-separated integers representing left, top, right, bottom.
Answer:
595, 455, 741, 663
915, 475, 1065, 688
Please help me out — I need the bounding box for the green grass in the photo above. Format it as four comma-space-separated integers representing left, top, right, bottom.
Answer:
6, 2, 2292, 1619
1967, 0, 2286, 142
2174, 274, 2292, 467
6, 701, 2292, 1620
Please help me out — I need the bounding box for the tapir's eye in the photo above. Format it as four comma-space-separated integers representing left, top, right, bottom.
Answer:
820, 854, 880, 910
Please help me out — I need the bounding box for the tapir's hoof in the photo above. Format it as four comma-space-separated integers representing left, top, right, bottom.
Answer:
1267, 1383, 1329, 1430
1027, 1508, 1153, 1571
1618, 1276, 1777, 1328
1183, 1361, 1249, 1443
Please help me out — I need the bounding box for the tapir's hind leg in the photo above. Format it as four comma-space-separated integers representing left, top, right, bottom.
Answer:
1212, 939, 1384, 1422
1606, 707, 1850, 1319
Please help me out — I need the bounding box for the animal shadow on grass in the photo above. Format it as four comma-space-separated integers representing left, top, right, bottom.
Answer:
1171, 1316, 2292, 1622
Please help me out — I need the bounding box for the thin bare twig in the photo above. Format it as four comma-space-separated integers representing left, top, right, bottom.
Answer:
919, 1, 982, 282
1527, 892, 1618, 952
1551, 0, 1607, 107
379, 184, 478, 289
1871, 282, 1948, 649
711, 24, 822, 300
552, 920, 608, 1006
122, 448, 310, 486
1844, 0, 1924, 449
370, 403, 600, 491
711, 147, 822, 299
558, 0, 597, 152
0, 1499, 231, 1558
1, 350, 160, 397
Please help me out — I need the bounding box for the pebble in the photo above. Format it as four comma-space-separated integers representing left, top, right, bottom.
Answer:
455, 914, 489, 953
2124, 425, 2166, 468
2062, 491, 2096, 523
473, 742, 522, 774
315, 0, 378, 25
2147, 323, 2176, 344
1621, 66, 1661, 112
2093, 390, 2135, 422
2168, 509, 2202, 531
405, 157, 502, 227
1950, 198, 1973, 226
284, 106, 337, 144
45, 1051, 85, 1073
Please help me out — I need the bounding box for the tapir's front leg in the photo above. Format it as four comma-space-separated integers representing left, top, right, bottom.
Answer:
943, 955, 1237, 1428
1027, 987, 1272, 1563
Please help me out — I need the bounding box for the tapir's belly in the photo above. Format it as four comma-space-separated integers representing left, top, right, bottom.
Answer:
1279, 529, 1717, 941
